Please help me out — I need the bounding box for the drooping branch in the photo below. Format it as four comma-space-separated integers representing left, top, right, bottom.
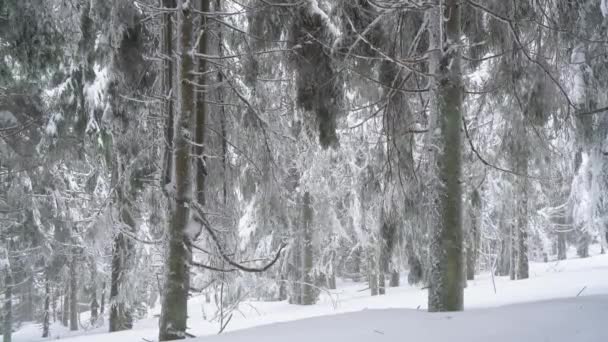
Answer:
191, 202, 287, 273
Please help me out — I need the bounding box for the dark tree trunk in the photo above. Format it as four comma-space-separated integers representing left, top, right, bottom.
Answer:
428, 0, 464, 312
194, 0, 210, 209
389, 270, 399, 287
557, 232, 567, 260
109, 233, 132, 332
42, 274, 50, 338
90, 261, 98, 326
69, 254, 78, 331
90, 298, 99, 326
24, 276, 34, 322
100, 282, 105, 315
161, 0, 176, 189
328, 272, 336, 290
3, 269, 12, 342
158, 1, 196, 339
509, 224, 517, 280
301, 192, 315, 305
61, 288, 69, 327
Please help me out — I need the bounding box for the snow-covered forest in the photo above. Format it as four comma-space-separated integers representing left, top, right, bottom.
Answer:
1, 0, 608, 341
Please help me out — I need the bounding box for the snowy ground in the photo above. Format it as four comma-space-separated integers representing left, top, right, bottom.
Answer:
12, 246, 608, 342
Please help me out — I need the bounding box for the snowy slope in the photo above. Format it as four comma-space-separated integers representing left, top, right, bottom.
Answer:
12, 248, 608, 342
198, 296, 608, 342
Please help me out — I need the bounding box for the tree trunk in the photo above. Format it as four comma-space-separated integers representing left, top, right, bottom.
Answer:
509, 223, 517, 280
557, 231, 567, 260
389, 270, 399, 287
328, 273, 336, 290
3, 268, 12, 342
466, 190, 481, 280
24, 276, 34, 322
427, 0, 464, 312
515, 119, 529, 280
289, 233, 302, 304
161, 0, 176, 189
109, 233, 133, 332
90, 261, 98, 326
159, 0, 195, 339
42, 273, 50, 338
61, 288, 69, 327
100, 282, 105, 315
69, 254, 78, 331
194, 0, 210, 208
301, 192, 315, 305
577, 233, 590, 258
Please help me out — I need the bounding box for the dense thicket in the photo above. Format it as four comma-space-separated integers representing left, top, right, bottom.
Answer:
1, 0, 607, 340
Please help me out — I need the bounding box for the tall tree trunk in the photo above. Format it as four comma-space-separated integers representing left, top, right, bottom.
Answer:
90, 261, 98, 326
100, 282, 105, 315
328, 272, 337, 290
369, 250, 378, 296
109, 233, 133, 332
195, 0, 210, 208
427, 0, 464, 312
3, 268, 12, 342
69, 254, 78, 331
159, 0, 195, 339
389, 270, 399, 287
42, 273, 50, 338
301, 192, 315, 305
509, 223, 517, 280
24, 275, 34, 322
162, 0, 176, 189
466, 189, 481, 280
61, 287, 69, 327
515, 117, 529, 280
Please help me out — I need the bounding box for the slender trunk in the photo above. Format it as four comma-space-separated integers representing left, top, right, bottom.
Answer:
328, 273, 336, 290
509, 223, 517, 280
195, 0, 210, 208
301, 192, 315, 305
159, 1, 195, 339
428, 0, 464, 312
90, 262, 98, 326
289, 232, 302, 304
62, 288, 69, 327
162, 0, 176, 189
100, 282, 105, 315
389, 270, 399, 287
69, 254, 78, 331
52, 288, 57, 323
515, 122, 529, 280
24, 276, 34, 321
3, 269, 12, 342
368, 245, 378, 296
109, 233, 132, 332
557, 231, 567, 260
42, 274, 50, 338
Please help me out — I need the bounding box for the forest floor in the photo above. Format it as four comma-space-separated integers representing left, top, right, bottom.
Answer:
13, 245, 608, 342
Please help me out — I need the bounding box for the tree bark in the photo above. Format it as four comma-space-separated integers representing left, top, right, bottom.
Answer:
69, 254, 78, 331
389, 270, 399, 287
427, 0, 464, 312
509, 223, 517, 280
42, 273, 50, 338
557, 231, 567, 260
301, 192, 315, 305
162, 0, 176, 189
159, 0, 195, 339
3, 268, 12, 342
109, 232, 133, 332
100, 282, 105, 315
194, 0, 210, 208
61, 287, 69, 327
